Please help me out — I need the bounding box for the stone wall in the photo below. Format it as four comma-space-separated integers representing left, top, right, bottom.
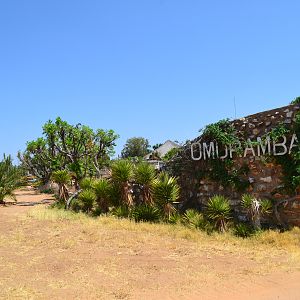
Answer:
173, 103, 300, 226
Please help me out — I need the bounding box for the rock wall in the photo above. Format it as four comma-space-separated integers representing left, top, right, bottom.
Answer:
174, 103, 300, 226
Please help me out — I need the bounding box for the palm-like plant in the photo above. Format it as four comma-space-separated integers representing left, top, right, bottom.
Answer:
111, 160, 134, 206
80, 177, 94, 190
51, 170, 71, 202
0, 155, 21, 204
151, 172, 180, 219
206, 195, 231, 232
241, 194, 272, 230
78, 189, 96, 213
134, 163, 156, 204
93, 178, 112, 213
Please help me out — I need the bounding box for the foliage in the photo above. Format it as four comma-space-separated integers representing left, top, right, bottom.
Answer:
291, 96, 300, 104
51, 170, 71, 202
151, 172, 180, 218
111, 205, 130, 218
182, 209, 210, 231
0, 155, 22, 203
134, 162, 156, 204
163, 147, 180, 161
121, 137, 151, 158
206, 195, 231, 232
19, 117, 119, 186
131, 205, 161, 223
111, 160, 134, 206
93, 178, 112, 212
80, 177, 94, 190
78, 189, 96, 213
234, 223, 254, 238
241, 194, 273, 230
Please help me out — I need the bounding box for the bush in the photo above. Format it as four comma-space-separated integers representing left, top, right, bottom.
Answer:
206, 195, 231, 232
78, 189, 96, 213
93, 178, 112, 212
182, 209, 206, 229
234, 223, 254, 238
111, 205, 130, 218
80, 178, 94, 190
131, 205, 161, 223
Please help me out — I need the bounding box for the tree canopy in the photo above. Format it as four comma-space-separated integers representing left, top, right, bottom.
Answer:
121, 137, 151, 158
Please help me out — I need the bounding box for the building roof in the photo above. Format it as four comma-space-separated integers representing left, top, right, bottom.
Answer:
145, 140, 180, 160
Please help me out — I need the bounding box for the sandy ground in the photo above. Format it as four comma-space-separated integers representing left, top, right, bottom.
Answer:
0, 187, 299, 299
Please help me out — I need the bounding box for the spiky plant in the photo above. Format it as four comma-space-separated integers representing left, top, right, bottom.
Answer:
241, 194, 273, 230
206, 195, 231, 233
131, 204, 161, 223
80, 177, 94, 190
93, 178, 112, 213
182, 209, 207, 230
0, 155, 21, 204
134, 162, 156, 204
111, 160, 134, 206
51, 170, 71, 202
151, 172, 180, 219
78, 189, 96, 213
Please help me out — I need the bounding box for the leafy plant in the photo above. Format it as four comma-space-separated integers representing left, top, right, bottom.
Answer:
78, 189, 96, 213
206, 195, 231, 232
0, 155, 22, 204
111, 160, 134, 206
111, 205, 130, 218
151, 172, 180, 219
93, 178, 112, 213
131, 205, 161, 223
80, 177, 94, 190
134, 162, 156, 204
51, 170, 71, 202
234, 223, 254, 238
182, 209, 207, 230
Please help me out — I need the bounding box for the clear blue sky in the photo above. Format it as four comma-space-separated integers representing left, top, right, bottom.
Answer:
1, 0, 299, 160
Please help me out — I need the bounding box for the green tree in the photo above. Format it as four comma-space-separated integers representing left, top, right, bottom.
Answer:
291, 96, 300, 104
121, 137, 151, 158
0, 155, 21, 204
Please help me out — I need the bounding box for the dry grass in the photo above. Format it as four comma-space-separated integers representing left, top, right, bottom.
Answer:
1, 205, 300, 299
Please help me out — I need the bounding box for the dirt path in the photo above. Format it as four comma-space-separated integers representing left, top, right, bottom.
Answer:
0, 187, 300, 299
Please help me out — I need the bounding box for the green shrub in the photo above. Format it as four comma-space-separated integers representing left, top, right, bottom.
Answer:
78, 189, 96, 213
206, 195, 231, 232
111, 205, 130, 218
131, 205, 161, 223
80, 178, 94, 190
234, 223, 254, 238
182, 209, 206, 229
168, 212, 182, 224
93, 178, 112, 213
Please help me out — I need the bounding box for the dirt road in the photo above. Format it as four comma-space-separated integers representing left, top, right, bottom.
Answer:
0, 187, 299, 299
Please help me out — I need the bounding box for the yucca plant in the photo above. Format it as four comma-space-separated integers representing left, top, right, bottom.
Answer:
111, 205, 130, 218
241, 194, 273, 230
131, 204, 161, 223
93, 178, 112, 213
111, 160, 134, 206
151, 172, 180, 219
134, 162, 156, 205
182, 209, 206, 230
0, 155, 21, 204
78, 189, 96, 213
234, 223, 254, 238
51, 170, 71, 202
206, 195, 231, 233
80, 177, 94, 190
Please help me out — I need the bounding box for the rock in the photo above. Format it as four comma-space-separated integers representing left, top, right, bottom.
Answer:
260, 176, 272, 183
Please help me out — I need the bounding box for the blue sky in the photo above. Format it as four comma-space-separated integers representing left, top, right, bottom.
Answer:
1, 0, 299, 160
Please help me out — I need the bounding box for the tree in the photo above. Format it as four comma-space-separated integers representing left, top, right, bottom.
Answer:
291, 96, 300, 104
19, 117, 119, 188
0, 155, 21, 204
121, 137, 151, 158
